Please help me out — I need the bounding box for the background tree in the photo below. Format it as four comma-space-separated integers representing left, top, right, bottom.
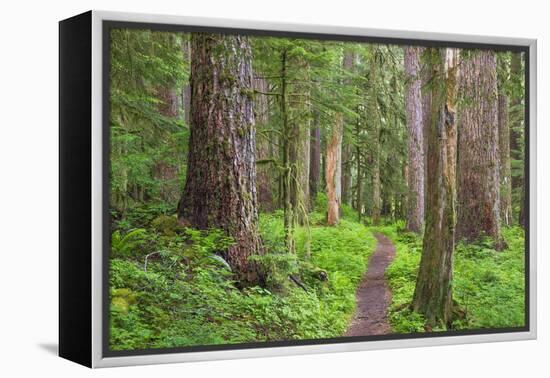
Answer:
456, 50, 503, 249
177, 33, 262, 283
309, 112, 322, 205
497, 53, 513, 226
368, 48, 382, 225
509, 52, 526, 227
109, 29, 187, 215
404, 46, 425, 233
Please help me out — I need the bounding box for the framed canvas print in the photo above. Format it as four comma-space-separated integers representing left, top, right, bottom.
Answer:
59, 10, 537, 368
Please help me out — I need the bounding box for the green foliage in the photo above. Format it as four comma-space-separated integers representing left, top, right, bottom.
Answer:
383, 224, 525, 333
109, 209, 376, 350
111, 229, 149, 258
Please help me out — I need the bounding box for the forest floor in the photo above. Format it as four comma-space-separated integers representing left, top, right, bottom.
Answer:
346, 233, 396, 336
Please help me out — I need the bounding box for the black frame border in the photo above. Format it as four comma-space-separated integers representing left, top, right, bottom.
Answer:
101, 19, 531, 358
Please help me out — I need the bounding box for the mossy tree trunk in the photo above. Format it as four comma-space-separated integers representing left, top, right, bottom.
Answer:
404, 46, 425, 233
289, 65, 311, 225
177, 33, 262, 283
412, 48, 459, 328
456, 51, 503, 249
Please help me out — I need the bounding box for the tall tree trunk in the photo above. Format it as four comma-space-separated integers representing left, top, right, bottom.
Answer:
510, 52, 525, 227
289, 67, 311, 224
412, 48, 459, 328
404, 46, 425, 233
355, 111, 363, 222
341, 52, 355, 207
309, 115, 321, 207
498, 93, 512, 227
369, 50, 381, 225
421, 48, 431, 200
181, 37, 191, 125
341, 142, 353, 207
253, 77, 274, 211
326, 51, 353, 225
456, 51, 503, 249
326, 114, 343, 226
279, 50, 295, 253
177, 34, 261, 283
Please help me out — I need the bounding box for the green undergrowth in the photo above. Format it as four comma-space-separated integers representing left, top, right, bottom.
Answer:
383, 224, 526, 333
109, 200, 376, 351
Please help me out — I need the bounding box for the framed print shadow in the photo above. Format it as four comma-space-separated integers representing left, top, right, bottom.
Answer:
59, 10, 537, 368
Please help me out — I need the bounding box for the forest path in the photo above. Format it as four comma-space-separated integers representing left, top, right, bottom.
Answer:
345, 233, 396, 336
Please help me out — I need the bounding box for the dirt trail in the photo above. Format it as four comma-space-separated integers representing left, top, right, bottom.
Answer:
346, 233, 396, 336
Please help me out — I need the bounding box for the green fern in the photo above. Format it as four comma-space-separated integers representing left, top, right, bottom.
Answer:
111, 229, 148, 258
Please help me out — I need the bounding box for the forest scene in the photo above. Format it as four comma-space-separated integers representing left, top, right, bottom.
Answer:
108, 28, 527, 351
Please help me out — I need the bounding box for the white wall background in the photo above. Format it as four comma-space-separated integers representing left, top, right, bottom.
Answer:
0, 0, 546, 376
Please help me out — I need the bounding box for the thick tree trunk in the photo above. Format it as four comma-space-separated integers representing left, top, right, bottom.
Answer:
404, 46, 425, 233
456, 51, 503, 249
412, 48, 458, 328
498, 93, 512, 227
309, 117, 321, 206
177, 34, 261, 283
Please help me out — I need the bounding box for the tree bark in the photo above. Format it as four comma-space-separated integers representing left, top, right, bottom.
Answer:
421, 48, 431, 202
181, 37, 191, 125
177, 33, 261, 283
404, 46, 425, 233
289, 67, 311, 224
253, 77, 274, 211
342, 142, 353, 207
369, 50, 381, 225
355, 109, 364, 222
326, 113, 343, 226
412, 48, 459, 328
456, 51, 503, 248
498, 93, 512, 227
326, 51, 353, 225
510, 52, 525, 227
309, 115, 321, 206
